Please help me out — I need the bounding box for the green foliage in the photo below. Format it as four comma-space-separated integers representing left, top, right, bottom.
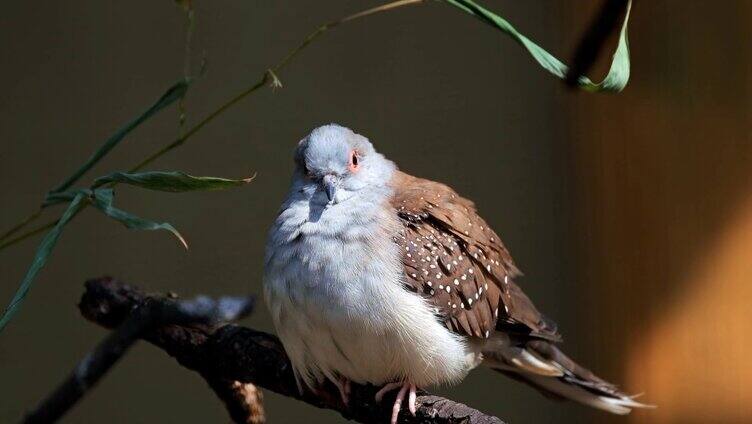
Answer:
0, 194, 88, 332
93, 171, 254, 193
0, 0, 634, 334
0, 180, 216, 329
443, 0, 632, 92
90, 189, 188, 249
47, 80, 191, 195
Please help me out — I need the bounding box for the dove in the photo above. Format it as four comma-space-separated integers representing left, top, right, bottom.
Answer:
264, 124, 650, 423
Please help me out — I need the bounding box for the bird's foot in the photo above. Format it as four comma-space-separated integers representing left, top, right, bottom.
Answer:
375, 381, 417, 424
334, 376, 352, 406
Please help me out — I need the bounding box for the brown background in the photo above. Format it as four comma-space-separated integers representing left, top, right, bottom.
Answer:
0, 1, 749, 423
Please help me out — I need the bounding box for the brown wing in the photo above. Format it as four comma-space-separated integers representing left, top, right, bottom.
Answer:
390, 171, 560, 341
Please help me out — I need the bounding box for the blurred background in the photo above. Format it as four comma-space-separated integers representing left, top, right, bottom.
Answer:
0, 1, 750, 423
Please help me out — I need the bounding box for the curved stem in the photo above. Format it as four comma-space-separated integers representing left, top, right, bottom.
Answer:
0, 209, 42, 242
0, 220, 57, 251
128, 76, 268, 173
0, 0, 427, 251
130, 0, 425, 173
274, 0, 426, 73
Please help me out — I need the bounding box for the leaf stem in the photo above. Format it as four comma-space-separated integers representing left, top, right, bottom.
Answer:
274, 0, 426, 73
0, 219, 64, 252
131, 0, 425, 173
0, 0, 426, 251
0, 209, 43, 242
129, 76, 268, 173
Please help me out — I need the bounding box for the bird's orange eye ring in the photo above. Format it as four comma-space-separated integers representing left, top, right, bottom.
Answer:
348, 150, 360, 173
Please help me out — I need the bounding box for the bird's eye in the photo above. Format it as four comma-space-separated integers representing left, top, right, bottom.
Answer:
348, 150, 360, 173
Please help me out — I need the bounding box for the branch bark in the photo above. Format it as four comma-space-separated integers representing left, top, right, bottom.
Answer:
23, 277, 257, 424
204, 377, 266, 424
74, 277, 504, 424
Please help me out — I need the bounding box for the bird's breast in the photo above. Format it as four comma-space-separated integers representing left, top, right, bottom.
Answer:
263, 200, 478, 388
265, 197, 399, 310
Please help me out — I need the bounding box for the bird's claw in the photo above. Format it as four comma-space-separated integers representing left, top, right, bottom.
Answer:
375, 381, 417, 424
335, 377, 352, 406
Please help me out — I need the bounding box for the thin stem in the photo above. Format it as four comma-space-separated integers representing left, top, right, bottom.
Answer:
178, 6, 196, 136
0, 220, 57, 251
0, 209, 42, 242
129, 76, 268, 173
183, 7, 195, 81
0, 0, 426, 251
0, 205, 89, 252
274, 0, 426, 73
129, 0, 425, 173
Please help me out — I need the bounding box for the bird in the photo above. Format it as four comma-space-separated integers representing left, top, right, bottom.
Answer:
263, 124, 650, 423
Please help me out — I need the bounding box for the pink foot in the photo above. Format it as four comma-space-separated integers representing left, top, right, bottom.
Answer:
375, 381, 418, 424
374, 382, 402, 402
335, 377, 352, 406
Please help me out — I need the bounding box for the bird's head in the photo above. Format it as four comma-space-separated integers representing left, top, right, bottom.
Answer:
293, 124, 395, 205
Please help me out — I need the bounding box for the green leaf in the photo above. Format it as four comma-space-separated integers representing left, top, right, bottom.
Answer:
0, 193, 88, 332
90, 189, 188, 249
442, 0, 632, 92
47, 80, 191, 196
92, 171, 255, 193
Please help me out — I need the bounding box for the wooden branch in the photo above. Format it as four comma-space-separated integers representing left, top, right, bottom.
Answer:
23, 277, 256, 424
204, 377, 266, 424
75, 277, 505, 424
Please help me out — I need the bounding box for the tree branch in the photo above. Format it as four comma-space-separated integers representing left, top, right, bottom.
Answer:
22, 277, 256, 424
70, 277, 504, 424
204, 377, 266, 424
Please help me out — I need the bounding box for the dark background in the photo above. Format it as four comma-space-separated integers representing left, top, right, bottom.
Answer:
1, 1, 750, 423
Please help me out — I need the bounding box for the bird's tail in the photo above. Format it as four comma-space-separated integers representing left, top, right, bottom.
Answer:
483, 336, 654, 414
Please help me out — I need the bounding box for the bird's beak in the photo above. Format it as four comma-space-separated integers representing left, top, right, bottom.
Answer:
322, 174, 339, 203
